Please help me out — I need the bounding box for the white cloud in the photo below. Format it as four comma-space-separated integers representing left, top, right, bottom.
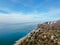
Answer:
0, 8, 60, 23
0, 13, 41, 23
0, 7, 13, 13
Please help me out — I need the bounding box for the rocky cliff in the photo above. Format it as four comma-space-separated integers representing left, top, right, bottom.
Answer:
14, 20, 60, 45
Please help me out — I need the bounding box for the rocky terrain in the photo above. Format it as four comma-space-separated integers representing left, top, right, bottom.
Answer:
14, 20, 60, 45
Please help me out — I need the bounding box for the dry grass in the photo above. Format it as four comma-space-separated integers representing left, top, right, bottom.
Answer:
14, 20, 60, 45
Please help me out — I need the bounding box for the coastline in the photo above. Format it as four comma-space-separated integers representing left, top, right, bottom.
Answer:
14, 29, 35, 45
14, 20, 60, 45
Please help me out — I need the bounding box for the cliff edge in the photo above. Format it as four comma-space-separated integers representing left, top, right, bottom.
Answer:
14, 20, 60, 45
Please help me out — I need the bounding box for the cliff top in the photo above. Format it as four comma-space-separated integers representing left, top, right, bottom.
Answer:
14, 20, 60, 45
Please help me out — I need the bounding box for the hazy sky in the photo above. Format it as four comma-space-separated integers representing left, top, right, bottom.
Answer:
0, 0, 60, 23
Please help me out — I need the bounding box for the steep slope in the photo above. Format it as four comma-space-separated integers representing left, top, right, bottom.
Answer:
14, 20, 60, 45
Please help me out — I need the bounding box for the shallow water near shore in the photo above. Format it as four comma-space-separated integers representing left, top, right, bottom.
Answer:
0, 22, 38, 45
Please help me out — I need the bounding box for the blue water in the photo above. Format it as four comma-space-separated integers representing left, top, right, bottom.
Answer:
0, 22, 38, 45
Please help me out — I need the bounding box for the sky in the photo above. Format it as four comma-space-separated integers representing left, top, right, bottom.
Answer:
0, 0, 60, 23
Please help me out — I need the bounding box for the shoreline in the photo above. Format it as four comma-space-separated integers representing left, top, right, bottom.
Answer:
14, 29, 35, 45
14, 20, 60, 45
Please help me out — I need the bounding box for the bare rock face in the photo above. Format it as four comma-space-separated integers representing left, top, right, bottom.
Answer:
14, 20, 60, 45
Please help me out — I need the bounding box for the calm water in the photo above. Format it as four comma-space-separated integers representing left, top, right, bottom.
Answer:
0, 22, 38, 45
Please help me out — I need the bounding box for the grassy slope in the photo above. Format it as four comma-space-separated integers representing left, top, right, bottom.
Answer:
14, 21, 60, 45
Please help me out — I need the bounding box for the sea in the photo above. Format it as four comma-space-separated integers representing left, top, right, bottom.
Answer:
0, 22, 39, 45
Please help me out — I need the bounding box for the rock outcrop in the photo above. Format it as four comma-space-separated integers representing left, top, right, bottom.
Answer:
14, 20, 60, 45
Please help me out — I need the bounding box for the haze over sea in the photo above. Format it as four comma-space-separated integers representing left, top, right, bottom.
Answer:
0, 22, 40, 45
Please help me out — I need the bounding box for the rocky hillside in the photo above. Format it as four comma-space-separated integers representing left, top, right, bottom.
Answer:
14, 20, 60, 45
